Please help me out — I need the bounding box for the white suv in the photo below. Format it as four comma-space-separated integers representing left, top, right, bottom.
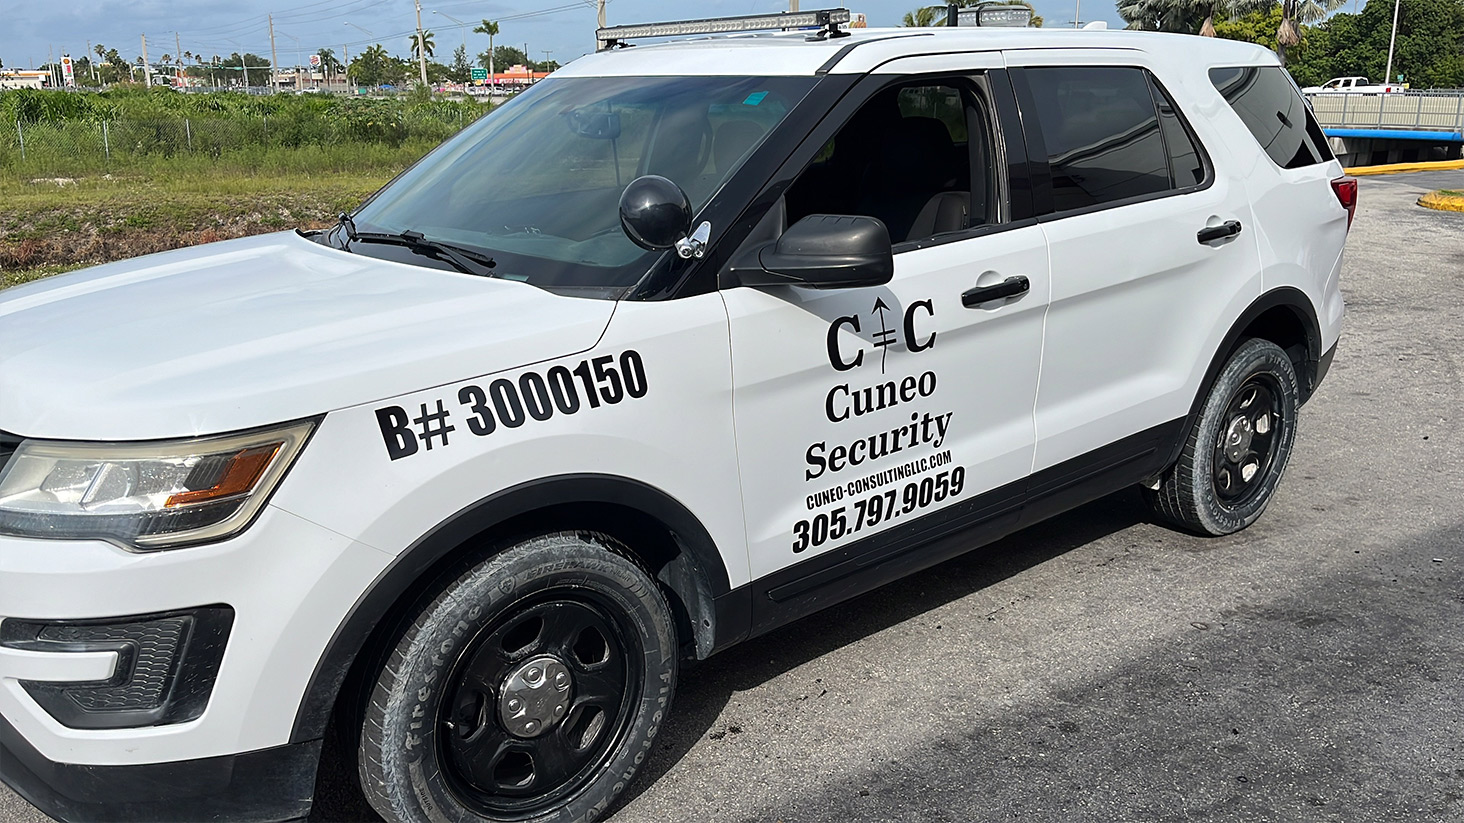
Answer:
0, 11, 1352, 823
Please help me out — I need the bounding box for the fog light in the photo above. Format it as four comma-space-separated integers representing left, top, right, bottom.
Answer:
1, 606, 233, 729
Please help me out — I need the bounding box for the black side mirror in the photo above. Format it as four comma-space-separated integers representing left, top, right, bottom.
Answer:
738, 214, 893, 289
619, 175, 692, 251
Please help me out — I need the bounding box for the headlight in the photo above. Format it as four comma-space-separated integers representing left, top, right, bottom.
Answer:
0, 420, 314, 550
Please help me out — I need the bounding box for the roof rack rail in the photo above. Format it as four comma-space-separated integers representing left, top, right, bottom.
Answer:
596, 8, 852, 51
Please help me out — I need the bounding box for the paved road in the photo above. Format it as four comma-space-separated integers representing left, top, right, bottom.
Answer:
5, 169, 1463, 823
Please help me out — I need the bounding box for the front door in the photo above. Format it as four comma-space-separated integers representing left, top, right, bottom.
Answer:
719, 68, 1050, 629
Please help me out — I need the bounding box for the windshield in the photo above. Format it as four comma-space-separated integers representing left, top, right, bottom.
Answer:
346, 75, 814, 294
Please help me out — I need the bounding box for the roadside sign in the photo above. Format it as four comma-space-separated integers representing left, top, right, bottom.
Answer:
309, 54, 322, 68
61, 55, 75, 87
471, 68, 488, 82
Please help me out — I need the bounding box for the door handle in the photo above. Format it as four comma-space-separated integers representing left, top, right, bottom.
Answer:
962, 275, 1030, 308
1197, 220, 1243, 244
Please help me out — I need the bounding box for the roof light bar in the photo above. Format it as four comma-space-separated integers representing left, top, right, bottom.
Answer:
596, 9, 852, 49
955, 5, 1034, 26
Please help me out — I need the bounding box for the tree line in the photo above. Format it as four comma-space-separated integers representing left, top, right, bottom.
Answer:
7, 16, 561, 91
1120, 0, 1463, 86
902, 0, 1463, 87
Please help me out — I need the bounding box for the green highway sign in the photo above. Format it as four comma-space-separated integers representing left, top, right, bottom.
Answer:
471, 68, 488, 81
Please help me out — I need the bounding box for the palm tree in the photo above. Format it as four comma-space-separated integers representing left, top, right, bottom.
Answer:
1276, 0, 1343, 62
317, 48, 341, 76
902, 6, 944, 25
1188, 0, 1269, 36
1118, 0, 1209, 31
409, 30, 436, 60
474, 19, 499, 86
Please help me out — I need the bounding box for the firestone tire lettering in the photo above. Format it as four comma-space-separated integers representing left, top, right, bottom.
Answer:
357, 532, 677, 823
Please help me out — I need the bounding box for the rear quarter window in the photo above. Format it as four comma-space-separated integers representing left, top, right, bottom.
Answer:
1022, 66, 1209, 214
1209, 66, 1334, 169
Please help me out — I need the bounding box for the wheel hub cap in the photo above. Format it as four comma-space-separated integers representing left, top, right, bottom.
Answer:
1224, 415, 1255, 463
499, 655, 572, 738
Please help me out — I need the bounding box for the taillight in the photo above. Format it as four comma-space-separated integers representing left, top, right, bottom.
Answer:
1332, 176, 1358, 229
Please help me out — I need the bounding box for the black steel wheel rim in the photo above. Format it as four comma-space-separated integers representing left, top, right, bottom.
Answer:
437, 592, 640, 818
1211, 373, 1282, 508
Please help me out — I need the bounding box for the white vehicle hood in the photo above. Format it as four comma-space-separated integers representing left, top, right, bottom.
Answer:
0, 232, 616, 441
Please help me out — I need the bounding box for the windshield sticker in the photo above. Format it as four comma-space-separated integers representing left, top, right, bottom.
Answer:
742, 91, 769, 106
375, 350, 649, 460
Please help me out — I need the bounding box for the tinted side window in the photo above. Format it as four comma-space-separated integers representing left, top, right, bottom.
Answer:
1024, 67, 1169, 211
1149, 75, 1206, 188
785, 81, 994, 244
1209, 66, 1333, 169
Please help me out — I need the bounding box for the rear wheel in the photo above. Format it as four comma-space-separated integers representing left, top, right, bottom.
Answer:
359, 532, 677, 823
1146, 338, 1300, 535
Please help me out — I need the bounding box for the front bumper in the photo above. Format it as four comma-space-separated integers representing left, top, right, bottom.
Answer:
0, 505, 394, 819
1, 714, 317, 823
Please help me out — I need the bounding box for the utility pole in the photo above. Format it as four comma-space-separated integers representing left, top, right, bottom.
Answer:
140, 34, 151, 87
175, 32, 183, 87
414, 0, 428, 86
790, 1, 799, 11
1383, 0, 1402, 86
269, 14, 280, 92
344, 22, 374, 92
87, 40, 97, 83
597, 0, 607, 28
1074, 0, 1082, 27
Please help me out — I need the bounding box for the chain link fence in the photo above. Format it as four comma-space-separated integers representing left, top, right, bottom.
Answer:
1, 108, 486, 176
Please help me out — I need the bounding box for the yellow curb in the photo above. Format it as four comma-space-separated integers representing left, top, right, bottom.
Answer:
1418, 191, 1464, 213
1345, 159, 1464, 176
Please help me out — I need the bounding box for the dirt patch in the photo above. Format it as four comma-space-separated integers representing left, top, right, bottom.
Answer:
0, 216, 332, 270
0, 177, 378, 277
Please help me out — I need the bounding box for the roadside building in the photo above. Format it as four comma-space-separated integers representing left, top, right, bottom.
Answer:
0, 70, 51, 90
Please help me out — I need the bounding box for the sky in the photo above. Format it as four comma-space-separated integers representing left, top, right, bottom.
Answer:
1, 0, 1128, 72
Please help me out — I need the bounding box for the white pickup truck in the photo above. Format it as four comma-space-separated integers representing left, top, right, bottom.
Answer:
1303, 76, 1402, 94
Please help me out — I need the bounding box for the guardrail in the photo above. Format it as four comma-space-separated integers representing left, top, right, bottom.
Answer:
1307, 91, 1464, 134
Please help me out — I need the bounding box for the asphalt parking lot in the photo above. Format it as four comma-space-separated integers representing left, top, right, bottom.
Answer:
4, 169, 1463, 823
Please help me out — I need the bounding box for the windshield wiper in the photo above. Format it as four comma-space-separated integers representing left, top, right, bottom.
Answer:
336, 214, 497, 277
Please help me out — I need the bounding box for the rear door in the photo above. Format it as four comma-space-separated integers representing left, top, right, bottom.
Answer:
1003, 52, 1265, 478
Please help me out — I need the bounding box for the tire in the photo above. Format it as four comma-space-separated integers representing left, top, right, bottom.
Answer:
1145, 338, 1300, 536
359, 531, 677, 823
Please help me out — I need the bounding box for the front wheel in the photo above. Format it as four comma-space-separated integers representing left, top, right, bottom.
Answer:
1145, 338, 1300, 536
359, 532, 677, 823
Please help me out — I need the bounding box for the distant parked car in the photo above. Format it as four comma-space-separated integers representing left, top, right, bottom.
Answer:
1304, 76, 1403, 94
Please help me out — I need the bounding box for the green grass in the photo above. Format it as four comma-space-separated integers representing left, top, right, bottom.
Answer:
1438, 189, 1464, 197
0, 166, 398, 288
0, 88, 490, 289
1, 263, 83, 290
